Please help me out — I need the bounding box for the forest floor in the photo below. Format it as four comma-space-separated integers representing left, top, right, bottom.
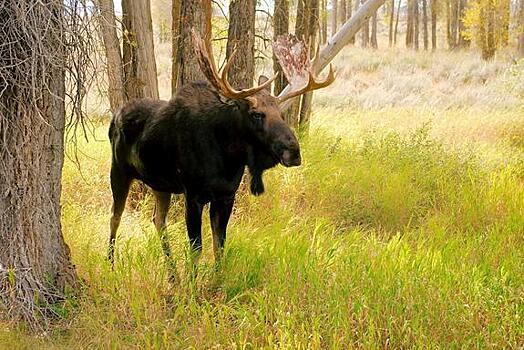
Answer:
2, 47, 524, 348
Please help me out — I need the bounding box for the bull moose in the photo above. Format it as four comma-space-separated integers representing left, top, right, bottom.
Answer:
107, 32, 335, 272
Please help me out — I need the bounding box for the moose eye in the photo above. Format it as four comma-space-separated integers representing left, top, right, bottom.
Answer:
252, 113, 265, 121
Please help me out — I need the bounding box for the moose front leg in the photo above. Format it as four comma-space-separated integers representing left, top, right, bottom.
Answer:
152, 190, 178, 282
210, 197, 235, 262
184, 197, 204, 267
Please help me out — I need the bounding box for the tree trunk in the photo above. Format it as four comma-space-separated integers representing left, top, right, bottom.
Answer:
352, 0, 360, 43
331, 0, 338, 35
96, 0, 125, 113
171, 0, 182, 94
431, 0, 437, 50
361, 0, 370, 47
394, 0, 401, 44
274, 0, 290, 95
519, 0, 524, 57
348, 0, 354, 43
448, 0, 458, 48
389, 0, 395, 46
0, 0, 77, 327
340, 0, 347, 25
422, 0, 428, 50
457, 0, 469, 47
299, 0, 320, 134
122, 0, 159, 100
286, 0, 306, 128
175, 0, 211, 87
371, 12, 378, 48
406, 0, 413, 47
226, 0, 256, 89
321, 0, 328, 43
414, 0, 420, 50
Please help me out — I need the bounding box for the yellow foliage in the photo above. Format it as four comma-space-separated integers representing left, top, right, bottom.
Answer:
463, 0, 510, 59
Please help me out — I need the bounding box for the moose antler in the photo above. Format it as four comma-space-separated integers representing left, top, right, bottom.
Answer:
192, 29, 277, 99
273, 35, 335, 104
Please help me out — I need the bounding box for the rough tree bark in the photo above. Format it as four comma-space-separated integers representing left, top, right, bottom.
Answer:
431, 0, 437, 50
96, 0, 125, 113
175, 0, 211, 87
226, 0, 256, 89
422, 0, 429, 50
0, 0, 77, 327
171, 0, 182, 93
274, 0, 290, 94
122, 0, 159, 100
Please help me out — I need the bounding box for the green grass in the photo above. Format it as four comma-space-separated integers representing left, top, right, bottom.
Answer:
4, 45, 524, 348
3, 114, 523, 348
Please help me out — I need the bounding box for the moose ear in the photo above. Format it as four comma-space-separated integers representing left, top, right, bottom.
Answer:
258, 75, 271, 91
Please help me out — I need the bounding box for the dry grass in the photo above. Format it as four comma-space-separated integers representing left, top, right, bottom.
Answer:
2, 39, 524, 348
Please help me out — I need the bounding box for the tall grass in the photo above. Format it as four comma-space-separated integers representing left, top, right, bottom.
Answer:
3, 45, 524, 348
3, 117, 522, 348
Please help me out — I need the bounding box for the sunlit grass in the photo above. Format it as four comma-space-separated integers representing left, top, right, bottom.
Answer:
3, 46, 524, 348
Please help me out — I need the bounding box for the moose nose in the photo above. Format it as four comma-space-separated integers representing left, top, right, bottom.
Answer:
280, 146, 301, 167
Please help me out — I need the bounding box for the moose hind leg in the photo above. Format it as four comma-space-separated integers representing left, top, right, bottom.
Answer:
210, 197, 235, 262
108, 165, 132, 265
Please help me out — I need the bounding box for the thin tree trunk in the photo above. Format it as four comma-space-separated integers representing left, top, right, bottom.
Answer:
431, 0, 437, 50
371, 12, 378, 48
96, 0, 125, 113
352, 0, 360, 43
361, 0, 369, 47
175, 0, 211, 86
122, 0, 159, 100
389, 0, 395, 46
0, 0, 77, 327
414, 0, 420, 50
340, 0, 347, 25
299, 0, 319, 134
347, 0, 354, 43
448, 0, 458, 48
274, 0, 289, 94
458, 0, 469, 47
321, 0, 328, 43
394, 0, 401, 44
331, 0, 338, 35
226, 0, 256, 89
422, 0, 428, 50
171, 0, 182, 94
287, 0, 306, 128
406, 0, 413, 47
519, 0, 524, 57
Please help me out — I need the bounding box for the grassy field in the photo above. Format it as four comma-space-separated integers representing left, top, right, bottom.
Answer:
2, 46, 524, 348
